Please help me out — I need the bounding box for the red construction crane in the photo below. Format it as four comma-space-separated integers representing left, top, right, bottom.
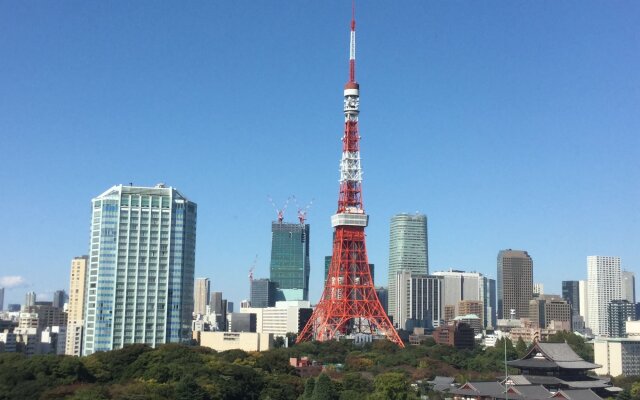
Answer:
267, 196, 290, 223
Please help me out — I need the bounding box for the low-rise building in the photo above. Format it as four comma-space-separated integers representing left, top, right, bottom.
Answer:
433, 321, 474, 349
196, 331, 273, 352
594, 336, 640, 377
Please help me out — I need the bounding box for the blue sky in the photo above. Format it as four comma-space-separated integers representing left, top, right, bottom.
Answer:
0, 1, 638, 306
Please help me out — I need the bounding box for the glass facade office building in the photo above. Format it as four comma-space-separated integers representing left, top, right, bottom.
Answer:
83, 184, 196, 355
388, 213, 429, 322
269, 222, 310, 301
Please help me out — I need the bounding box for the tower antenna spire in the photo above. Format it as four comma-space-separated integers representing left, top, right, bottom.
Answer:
349, 1, 356, 83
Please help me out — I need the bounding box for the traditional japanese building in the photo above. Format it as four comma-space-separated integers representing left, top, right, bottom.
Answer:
506, 342, 618, 398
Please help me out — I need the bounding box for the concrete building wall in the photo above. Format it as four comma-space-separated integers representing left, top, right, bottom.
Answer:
198, 331, 273, 352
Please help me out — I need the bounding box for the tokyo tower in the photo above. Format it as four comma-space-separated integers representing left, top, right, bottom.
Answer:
297, 4, 404, 347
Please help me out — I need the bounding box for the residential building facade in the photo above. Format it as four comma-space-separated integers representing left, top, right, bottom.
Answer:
65, 255, 88, 356
82, 184, 197, 355
587, 256, 622, 336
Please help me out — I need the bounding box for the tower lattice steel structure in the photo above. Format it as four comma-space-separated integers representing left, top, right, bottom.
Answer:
297, 6, 404, 347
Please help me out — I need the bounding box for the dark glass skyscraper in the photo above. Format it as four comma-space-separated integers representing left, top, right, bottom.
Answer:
269, 222, 310, 301
562, 280, 580, 315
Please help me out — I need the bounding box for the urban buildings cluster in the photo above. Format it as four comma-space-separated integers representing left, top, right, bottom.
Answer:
0, 185, 637, 378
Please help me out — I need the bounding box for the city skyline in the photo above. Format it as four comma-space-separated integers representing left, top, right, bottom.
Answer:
1, 2, 639, 307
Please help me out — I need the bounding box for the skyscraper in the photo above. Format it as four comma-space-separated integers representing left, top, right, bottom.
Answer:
53, 290, 66, 309
587, 256, 622, 337
269, 222, 310, 301
388, 213, 428, 322
562, 280, 580, 315
24, 291, 36, 309
579, 280, 589, 328
622, 270, 636, 304
432, 269, 496, 329
0, 287, 4, 311
250, 278, 277, 308
497, 249, 533, 320
194, 278, 210, 316
394, 270, 442, 330
82, 184, 197, 355
66, 256, 88, 356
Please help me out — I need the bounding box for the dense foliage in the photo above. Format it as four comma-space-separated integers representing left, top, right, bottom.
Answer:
0, 333, 600, 400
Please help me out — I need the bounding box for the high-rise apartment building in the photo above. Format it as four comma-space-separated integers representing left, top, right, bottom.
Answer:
394, 270, 442, 330
194, 278, 210, 316
608, 300, 636, 338
0, 287, 4, 311
497, 249, 533, 320
82, 184, 197, 355
587, 256, 622, 337
432, 269, 496, 329
65, 256, 88, 356
269, 222, 310, 301
388, 213, 428, 322
622, 271, 636, 304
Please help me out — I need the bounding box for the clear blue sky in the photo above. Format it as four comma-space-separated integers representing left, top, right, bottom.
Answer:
1, 1, 638, 306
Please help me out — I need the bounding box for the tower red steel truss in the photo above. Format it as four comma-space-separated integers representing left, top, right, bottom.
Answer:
297, 6, 404, 347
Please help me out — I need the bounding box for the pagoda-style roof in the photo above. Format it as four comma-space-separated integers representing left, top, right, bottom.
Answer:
508, 342, 600, 370
449, 382, 554, 400
504, 375, 611, 390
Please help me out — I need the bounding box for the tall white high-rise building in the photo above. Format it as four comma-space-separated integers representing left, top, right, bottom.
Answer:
388, 213, 428, 322
579, 279, 589, 327
621, 270, 636, 304
587, 256, 622, 336
194, 278, 210, 316
83, 184, 197, 355
533, 283, 544, 297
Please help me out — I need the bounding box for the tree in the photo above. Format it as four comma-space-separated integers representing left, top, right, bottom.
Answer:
302, 377, 315, 400
311, 373, 337, 400
175, 375, 208, 400
515, 337, 527, 358
274, 336, 286, 349
373, 372, 412, 400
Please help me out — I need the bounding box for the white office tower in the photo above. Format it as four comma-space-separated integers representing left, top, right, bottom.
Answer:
394, 270, 442, 330
579, 280, 589, 328
587, 256, 622, 336
83, 184, 197, 355
621, 270, 636, 303
388, 213, 428, 324
432, 269, 496, 329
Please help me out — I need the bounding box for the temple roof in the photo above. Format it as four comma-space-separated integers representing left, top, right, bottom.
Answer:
508, 342, 600, 370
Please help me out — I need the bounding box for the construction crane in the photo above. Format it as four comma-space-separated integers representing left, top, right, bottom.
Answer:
292, 196, 314, 225
267, 195, 291, 223
248, 254, 258, 285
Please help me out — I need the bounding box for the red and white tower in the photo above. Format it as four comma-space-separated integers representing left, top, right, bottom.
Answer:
297, 5, 404, 347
